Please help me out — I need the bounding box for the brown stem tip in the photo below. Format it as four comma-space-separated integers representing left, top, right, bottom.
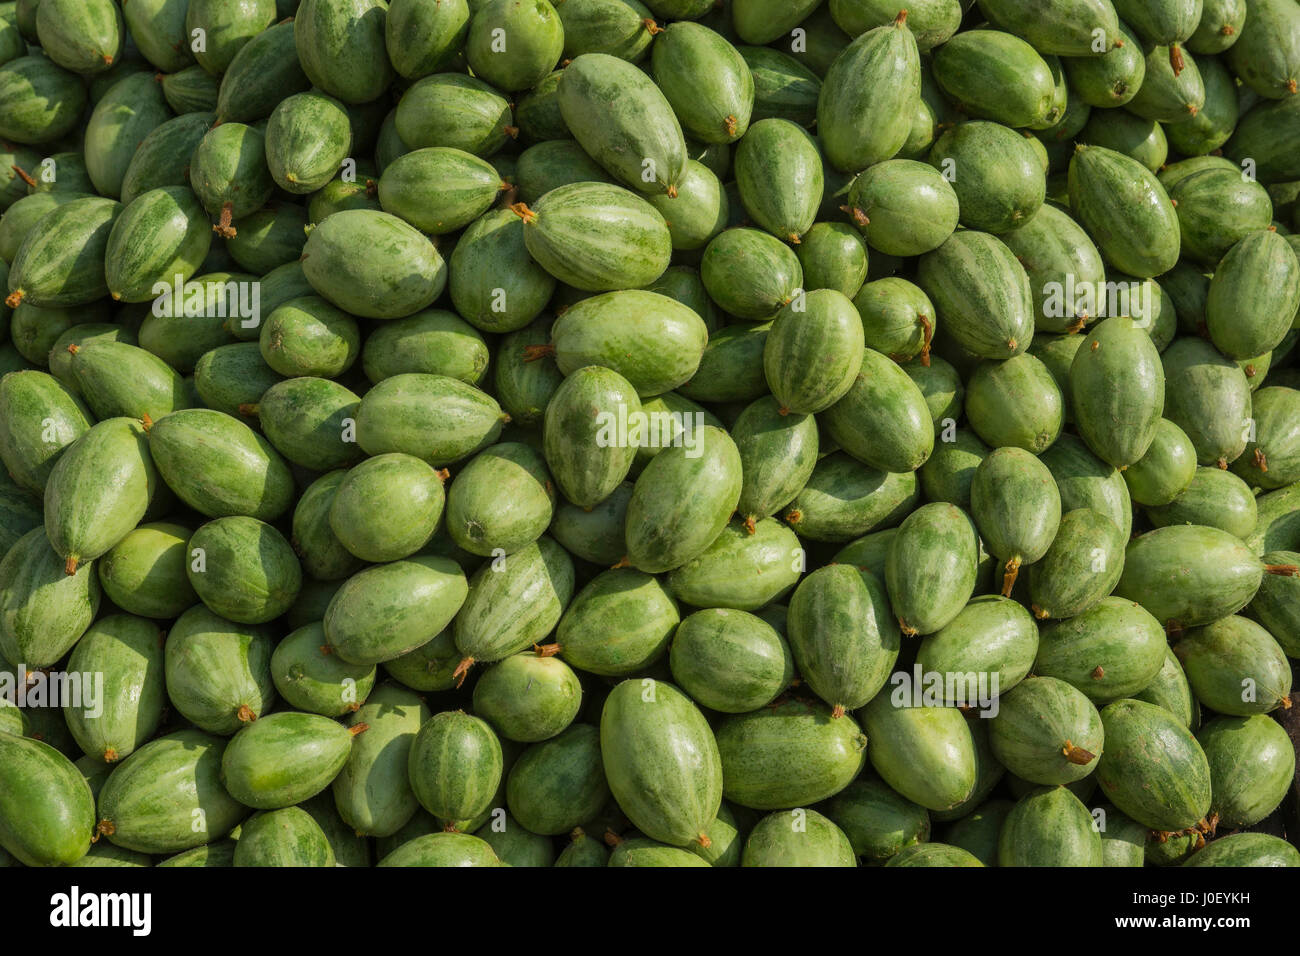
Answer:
894, 9, 908, 26
4, 289, 24, 309
841, 204, 869, 227
642, 18, 662, 35
1169, 44, 1185, 77
521, 343, 554, 362
349, 723, 370, 736
1265, 564, 1300, 577
533, 642, 561, 658
64, 555, 79, 576
213, 201, 237, 239
11, 164, 35, 187
1000, 556, 1021, 597
831, 704, 846, 719
509, 201, 537, 225
918, 313, 933, 367
1062, 740, 1097, 765
452, 657, 475, 688
1254, 448, 1268, 472
742, 515, 757, 535
236, 704, 257, 723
